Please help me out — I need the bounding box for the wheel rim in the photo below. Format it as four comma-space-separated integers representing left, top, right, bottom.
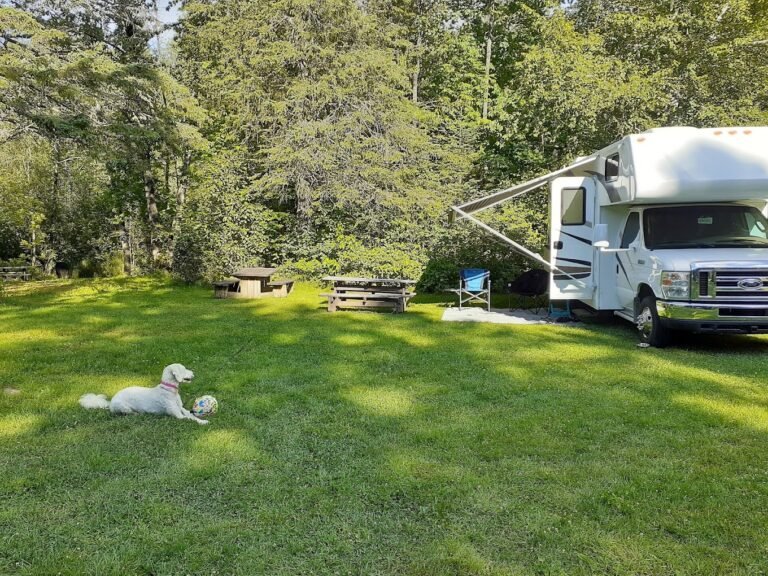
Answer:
637, 306, 653, 341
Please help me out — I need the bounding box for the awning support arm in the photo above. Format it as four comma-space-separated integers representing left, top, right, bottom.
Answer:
450, 206, 587, 285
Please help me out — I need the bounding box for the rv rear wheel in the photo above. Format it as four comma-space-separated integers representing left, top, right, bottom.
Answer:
637, 295, 670, 347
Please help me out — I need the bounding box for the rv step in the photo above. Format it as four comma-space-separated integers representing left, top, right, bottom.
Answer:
614, 310, 635, 323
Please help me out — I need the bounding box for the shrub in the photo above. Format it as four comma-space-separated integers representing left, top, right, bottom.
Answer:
417, 201, 548, 293
99, 253, 125, 277
76, 258, 97, 278
278, 257, 341, 281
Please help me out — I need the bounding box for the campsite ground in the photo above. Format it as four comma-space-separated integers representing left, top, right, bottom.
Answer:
2, 278, 767, 575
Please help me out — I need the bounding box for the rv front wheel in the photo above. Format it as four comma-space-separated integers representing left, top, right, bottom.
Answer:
637, 296, 670, 347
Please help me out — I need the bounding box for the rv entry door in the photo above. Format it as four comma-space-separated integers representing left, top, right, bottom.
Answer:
550, 177, 596, 300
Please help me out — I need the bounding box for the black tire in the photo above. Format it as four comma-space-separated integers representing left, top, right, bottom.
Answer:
636, 295, 671, 347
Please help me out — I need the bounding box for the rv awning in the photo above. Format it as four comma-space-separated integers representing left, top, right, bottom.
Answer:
452, 155, 598, 218
449, 155, 598, 282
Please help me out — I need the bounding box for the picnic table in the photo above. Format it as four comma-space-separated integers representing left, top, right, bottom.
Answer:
321, 276, 416, 313
0, 266, 31, 281
213, 267, 295, 299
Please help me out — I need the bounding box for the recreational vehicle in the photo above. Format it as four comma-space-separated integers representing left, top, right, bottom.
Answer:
452, 127, 768, 346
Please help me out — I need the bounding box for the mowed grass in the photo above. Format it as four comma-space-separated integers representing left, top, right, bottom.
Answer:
2, 279, 768, 575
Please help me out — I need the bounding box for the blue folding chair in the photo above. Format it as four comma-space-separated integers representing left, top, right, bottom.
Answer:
452, 268, 491, 311
548, 299, 573, 322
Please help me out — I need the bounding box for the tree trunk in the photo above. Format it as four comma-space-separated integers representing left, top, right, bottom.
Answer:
144, 148, 159, 263
412, 31, 422, 104
170, 150, 191, 266
120, 218, 132, 276
482, 11, 494, 120
30, 225, 37, 267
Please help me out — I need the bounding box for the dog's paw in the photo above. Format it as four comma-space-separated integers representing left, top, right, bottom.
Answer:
196, 419, 209, 425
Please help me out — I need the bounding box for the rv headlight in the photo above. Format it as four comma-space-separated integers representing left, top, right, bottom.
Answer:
661, 271, 690, 300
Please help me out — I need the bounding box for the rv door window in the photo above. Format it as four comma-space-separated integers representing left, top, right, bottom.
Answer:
605, 153, 620, 182
620, 213, 640, 248
561, 187, 586, 226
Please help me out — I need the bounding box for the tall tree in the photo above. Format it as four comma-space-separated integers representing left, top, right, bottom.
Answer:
566, 0, 768, 126
0, 2, 204, 270
175, 0, 472, 279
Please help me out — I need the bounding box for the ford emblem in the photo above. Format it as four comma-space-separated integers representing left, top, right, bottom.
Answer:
738, 277, 763, 289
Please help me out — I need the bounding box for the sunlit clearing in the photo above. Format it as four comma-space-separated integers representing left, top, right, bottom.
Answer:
0, 328, 60, 346
333, 334, 376, 346
343, 386, 414, 416
0, 414, 42, 438
379, 327, 436, 348
81, 315, 109, 325
674, 394, 768, 432
272, 332, 302, 345
182, 429, 261, 472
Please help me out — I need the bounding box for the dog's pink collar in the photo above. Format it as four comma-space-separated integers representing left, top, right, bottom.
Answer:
160, 381, 179, 392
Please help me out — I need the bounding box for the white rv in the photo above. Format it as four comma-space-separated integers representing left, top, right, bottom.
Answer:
452, 126, 768, 346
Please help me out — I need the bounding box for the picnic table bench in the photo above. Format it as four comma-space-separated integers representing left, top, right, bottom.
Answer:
267, 279, 295, 298
321, 276, 416, 313
213, 268, 295, 299
0, 266, 31, 281
213, 278, 240, 299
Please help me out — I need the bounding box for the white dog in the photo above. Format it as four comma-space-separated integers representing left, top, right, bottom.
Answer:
79, 363, 208, 425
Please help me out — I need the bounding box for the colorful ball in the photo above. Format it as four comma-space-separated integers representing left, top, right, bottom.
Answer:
192, 395, 218, 416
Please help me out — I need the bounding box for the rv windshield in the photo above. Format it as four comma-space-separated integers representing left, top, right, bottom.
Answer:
644, 205, 768, 249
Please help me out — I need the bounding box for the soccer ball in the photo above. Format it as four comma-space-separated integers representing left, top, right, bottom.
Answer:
192, 395, 218, 416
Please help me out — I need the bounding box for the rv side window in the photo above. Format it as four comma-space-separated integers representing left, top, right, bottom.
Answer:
561, 187, 585, 226
620, 212, 640, 248
605, 153, 619, 182
745, 211, 768, 239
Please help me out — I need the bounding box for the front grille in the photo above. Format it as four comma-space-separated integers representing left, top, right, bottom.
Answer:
698, 271, 709, 296
692, 268, 768, 301
715, 270, 768, 299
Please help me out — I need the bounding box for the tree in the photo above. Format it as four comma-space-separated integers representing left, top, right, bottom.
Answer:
567, 0, 768, 126
175, 0, 472, 280
0, 2, 205, 271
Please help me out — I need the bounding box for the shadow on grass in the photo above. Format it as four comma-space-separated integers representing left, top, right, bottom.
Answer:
2, 278, 768, 574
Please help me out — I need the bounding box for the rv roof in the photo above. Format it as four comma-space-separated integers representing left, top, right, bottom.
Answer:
616, 126, 768, 203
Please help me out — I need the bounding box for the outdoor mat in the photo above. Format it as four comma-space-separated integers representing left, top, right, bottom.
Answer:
441, 307, 578, 325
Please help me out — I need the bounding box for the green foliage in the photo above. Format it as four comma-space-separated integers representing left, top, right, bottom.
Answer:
278, 257, 342, 281
569, 0, 768, 127
4, 0, 768, 288
100, 253, 125, 277
280, 234, 423, 281
172, 150, 288, 282
0, 3, 205, 274
419, 192, 548, 291
176, 0, 472, 283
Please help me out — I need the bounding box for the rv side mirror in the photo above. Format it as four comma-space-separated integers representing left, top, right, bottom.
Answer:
593, 223, 609, 248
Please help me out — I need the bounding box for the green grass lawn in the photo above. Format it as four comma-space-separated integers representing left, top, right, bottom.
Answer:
2, 279, 768, 575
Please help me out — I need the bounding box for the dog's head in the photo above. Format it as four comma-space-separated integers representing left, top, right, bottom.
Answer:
162, 363, 195, 386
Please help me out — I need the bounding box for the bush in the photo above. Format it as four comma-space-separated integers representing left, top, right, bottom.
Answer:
76, 258, 97, 278
338, 243, 423, 280
99, 252, 125, 277
0, 257, 29, 267
279, 232, 425, 282
417, 202, 548, 293
278, 257, 341, 281
416, 258, 460, 293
